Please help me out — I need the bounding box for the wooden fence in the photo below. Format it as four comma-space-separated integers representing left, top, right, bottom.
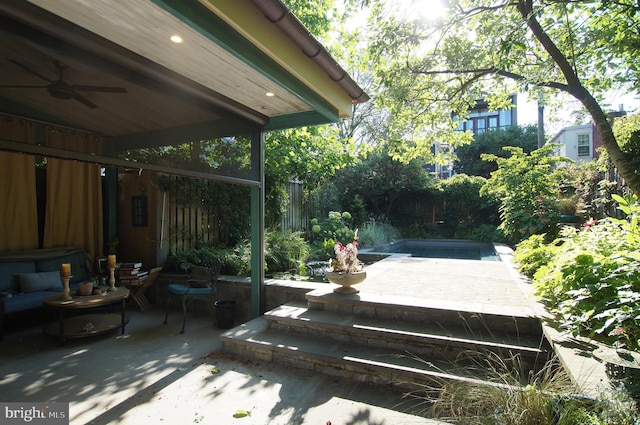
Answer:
166, 177, 220, 252
281, 180, 315, 232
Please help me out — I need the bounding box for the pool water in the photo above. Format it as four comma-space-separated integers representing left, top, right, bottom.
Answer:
384, 239, 500, 261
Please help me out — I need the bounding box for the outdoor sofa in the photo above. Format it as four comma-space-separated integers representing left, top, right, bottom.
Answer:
0, 246, 90, 340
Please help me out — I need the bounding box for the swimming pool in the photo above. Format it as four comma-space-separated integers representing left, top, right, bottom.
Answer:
382, 239, 500, 261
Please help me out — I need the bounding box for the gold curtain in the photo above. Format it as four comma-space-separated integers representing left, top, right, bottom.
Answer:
43, 158, 103, 259
0, 151, 39, 252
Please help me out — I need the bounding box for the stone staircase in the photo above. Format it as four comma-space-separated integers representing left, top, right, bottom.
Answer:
220, 288, 552, 392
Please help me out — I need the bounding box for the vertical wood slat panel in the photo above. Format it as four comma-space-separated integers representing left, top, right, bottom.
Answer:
202, 205, 209, 244
167, 177, 221, 254
281, 180, 310, 231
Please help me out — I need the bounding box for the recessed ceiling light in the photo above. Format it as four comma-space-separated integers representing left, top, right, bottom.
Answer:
265, 92, 275, 97
170, 35, 183, 43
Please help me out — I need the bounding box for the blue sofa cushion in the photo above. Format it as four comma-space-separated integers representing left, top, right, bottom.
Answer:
0, 261, 37, 293
167, 283, 211, 296
18, 271, 63, 293
36, 252, 88, 285
2, 291, 60, 314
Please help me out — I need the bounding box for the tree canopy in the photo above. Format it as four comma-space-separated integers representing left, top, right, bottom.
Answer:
361, 0, 640, 193
454, 125, 539, 178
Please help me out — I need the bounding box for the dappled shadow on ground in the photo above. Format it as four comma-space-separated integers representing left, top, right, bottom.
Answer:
1, 309, 435, 425
199, 351, 430, 425
0, 308, 220, 424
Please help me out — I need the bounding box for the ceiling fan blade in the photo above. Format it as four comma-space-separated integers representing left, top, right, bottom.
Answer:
7, 59, 54, 83
71, 91, 98, 109
0, 85, 49, 88
72, 85, 127, 93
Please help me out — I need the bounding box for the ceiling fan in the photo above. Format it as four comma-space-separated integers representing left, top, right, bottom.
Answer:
0, 58, 127, 109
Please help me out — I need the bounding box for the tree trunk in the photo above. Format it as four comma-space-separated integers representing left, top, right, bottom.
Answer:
581, 92, 640, 195
517, 0, 640, 195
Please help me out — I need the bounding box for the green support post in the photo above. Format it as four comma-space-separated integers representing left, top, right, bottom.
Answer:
250, 131, 265, 318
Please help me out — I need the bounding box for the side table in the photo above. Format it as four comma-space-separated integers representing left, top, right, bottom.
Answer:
125, 280, 152, 311
123, 266, 162, 311
43, 287, 130, 345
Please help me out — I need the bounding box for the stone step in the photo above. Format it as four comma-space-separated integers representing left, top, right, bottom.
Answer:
265, 302, 551, 371
220, 317, 526, 392
306, 288, 542, 336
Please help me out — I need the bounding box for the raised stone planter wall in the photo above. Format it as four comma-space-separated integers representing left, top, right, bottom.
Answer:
155, 273, 321, 323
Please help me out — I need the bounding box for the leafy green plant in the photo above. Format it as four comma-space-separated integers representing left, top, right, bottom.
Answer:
533, 194, 640, 351
264, 229, 309, 275
357, 219, 399, 250
308, 211, 356, 260
171, 246, 228, 273
453, 223, 504, 243
481, 145, 566, 246
513, 234, 561, 279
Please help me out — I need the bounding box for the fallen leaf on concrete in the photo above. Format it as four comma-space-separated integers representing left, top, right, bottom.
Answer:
233, 409, 251, 418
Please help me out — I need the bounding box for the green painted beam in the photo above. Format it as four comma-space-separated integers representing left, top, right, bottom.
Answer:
265, 111, 337, 132
0, 138, 262, 187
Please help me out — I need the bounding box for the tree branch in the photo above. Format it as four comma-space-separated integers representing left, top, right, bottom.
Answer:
408, 65, 572, 93
516, 0, 583, 93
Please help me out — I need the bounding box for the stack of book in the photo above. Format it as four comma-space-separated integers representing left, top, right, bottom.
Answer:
118, 262, 148, 285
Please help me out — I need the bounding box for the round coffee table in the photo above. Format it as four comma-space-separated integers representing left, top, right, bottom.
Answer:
43, 287, 130, 344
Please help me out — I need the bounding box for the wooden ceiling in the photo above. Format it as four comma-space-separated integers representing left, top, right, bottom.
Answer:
0, 0, 363, 148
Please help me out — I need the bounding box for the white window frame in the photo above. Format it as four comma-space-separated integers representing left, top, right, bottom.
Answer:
577, 134, 590, 157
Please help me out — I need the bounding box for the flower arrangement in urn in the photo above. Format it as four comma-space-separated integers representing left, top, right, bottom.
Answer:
327, 231, 366, 294
329, 230, 363, 273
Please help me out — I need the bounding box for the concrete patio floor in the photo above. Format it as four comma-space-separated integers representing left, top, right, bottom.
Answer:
0, 307, 444, 425
0, 247, 610, 424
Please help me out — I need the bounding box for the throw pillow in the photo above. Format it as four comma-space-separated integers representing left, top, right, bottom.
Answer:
17, 271, 63, 293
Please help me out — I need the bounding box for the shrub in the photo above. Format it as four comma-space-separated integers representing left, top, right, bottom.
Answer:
308, 211, 356, 260
481, 145, 566, 245
225, 243, 251, 276
453, 223, 504, 243
264, 229, 309, 275
513, 234, 560, 279
171, 245, 230, 273
533, 194, 640, 351
357, 219, 399, 250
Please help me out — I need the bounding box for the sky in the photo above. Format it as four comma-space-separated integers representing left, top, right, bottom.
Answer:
518, 90, 640, 137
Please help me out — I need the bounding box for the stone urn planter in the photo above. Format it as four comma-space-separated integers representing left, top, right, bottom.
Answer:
326, 270, 366, 294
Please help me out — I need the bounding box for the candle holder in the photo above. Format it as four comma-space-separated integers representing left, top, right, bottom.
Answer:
61, 275, 73, 300
108, 266, 117, 292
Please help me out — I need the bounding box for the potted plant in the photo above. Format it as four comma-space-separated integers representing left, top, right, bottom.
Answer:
326, 231, 366, 294
558, 195, 582, 224
78, 279, 95, 296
